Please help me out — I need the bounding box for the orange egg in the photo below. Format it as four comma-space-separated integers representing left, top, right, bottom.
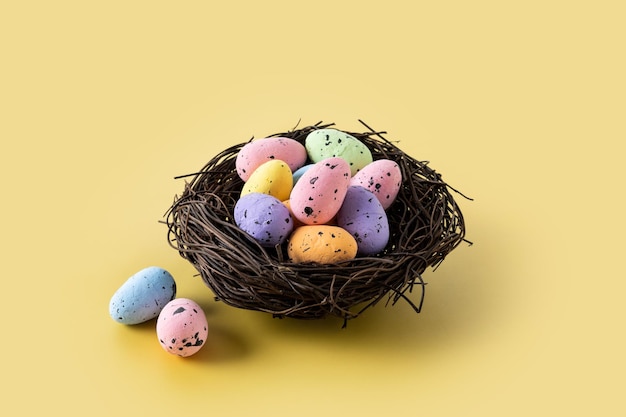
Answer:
287, 225, 357, 264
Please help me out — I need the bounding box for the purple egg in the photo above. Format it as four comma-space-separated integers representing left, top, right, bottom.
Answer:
234, 193, 294, 247
336, 186, 390, 256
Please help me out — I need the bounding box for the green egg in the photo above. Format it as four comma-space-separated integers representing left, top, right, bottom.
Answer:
305, 128, 373, 176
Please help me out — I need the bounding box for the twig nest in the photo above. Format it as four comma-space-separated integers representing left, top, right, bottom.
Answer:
165, 121, 469, 322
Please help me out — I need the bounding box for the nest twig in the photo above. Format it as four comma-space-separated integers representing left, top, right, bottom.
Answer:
164, 120, 469, 322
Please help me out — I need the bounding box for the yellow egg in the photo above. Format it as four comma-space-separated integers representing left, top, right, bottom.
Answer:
287, 225, 358, 264
240, 159, 293, 202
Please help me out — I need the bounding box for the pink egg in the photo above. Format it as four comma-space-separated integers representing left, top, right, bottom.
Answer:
289, 157, 351, 225
156, 298, 208, 357
236, 137, 307, 181
349, 159, 402, 210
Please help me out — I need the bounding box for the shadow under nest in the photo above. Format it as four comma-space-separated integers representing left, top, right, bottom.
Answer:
164, 120, 471, 324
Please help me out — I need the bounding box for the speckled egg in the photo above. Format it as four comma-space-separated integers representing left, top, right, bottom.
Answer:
109, 266, 176, 325
305, 128, 373, 176
292, 164, 314, 185
236, 136, 307, 181
287, 225, 358, 264
240, 159, 293, 202
336, 186, 390, 256
281, 199, 305, 229
234, 192, 294, 247
156, 298, 208, 357
349, 159, 402, 209
289, 157, 351, 225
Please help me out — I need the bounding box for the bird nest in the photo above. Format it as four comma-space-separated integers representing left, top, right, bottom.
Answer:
165, 121, 469, 323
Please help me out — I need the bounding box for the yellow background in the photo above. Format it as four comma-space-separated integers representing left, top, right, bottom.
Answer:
2, 1, 624, 416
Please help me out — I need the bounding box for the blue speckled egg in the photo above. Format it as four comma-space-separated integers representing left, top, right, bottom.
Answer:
336, 186, 390, 256
292, 164, 314, 185
234, 192, 294, 247
109, 266, 177, 325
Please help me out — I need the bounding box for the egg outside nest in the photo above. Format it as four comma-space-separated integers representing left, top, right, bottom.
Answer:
164, 120, 471, 324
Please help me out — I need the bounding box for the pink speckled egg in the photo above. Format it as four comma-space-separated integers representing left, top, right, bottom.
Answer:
349, 159, 402, 210
236, 137, 307, 182
156, 298, 208, 358
289, 157, 351, 225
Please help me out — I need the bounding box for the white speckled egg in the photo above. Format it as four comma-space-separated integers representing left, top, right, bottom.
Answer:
349, 159, 402, 209
156, 298, 208, 358
236, 136, 307, 181
109, 266, 176, 325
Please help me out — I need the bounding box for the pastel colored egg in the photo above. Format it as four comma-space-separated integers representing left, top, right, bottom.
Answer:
234, 193, 294, 247
289, 157, 351, 225
336, 186, 390, 256
156, 298, 208, 358
236, 137, 307, 181
305, 128, 373, 176
292, 164, 314, 185
109, 266, 176, 325
281, 199, 305, 229
287, 225, 358, 264
240, 159, 293, 202
349, 159, 402, 209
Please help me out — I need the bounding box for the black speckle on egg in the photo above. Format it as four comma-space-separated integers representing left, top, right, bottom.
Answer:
304, 207, 314, 216
173, 307, 186, 315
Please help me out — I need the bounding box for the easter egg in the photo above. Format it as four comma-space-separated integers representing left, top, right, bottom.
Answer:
281, 199, 305, 229
156, 298, 208, 357
292, 164, 314, 185
305, 128, 373, 176
287, 225, 358, 264
236, 136, 307, 181
240, 159, 293, 202
336, 186, 390, 256
109, 266, 176, 325
349, 159, 402, 209
234, 192, 294, 247
289, 157, 351, 225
